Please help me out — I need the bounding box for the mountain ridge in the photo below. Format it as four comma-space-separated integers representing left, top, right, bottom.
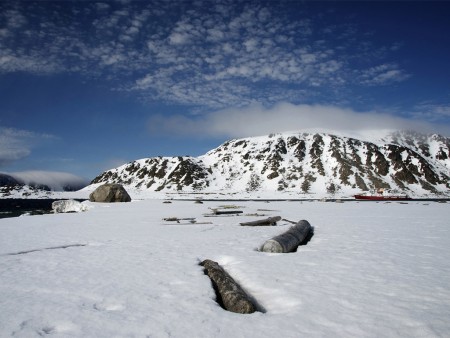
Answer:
91, 130, 450, 197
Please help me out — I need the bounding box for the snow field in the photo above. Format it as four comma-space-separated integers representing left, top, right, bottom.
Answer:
1, 200, 449, 337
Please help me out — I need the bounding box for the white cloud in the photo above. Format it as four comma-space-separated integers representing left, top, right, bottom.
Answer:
148, 103, 449, 139
5, 9, 27, 28
0, 127, 55, 167
360, 63, 410, 86
169, 32, 190, 45
95, 3, 110, 11
411, 103, 450, 122
207, 28, 224, 42
7, 171, 88, 191
0, 1, 412, 108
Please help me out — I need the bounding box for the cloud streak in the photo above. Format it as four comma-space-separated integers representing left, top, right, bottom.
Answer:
411, 103, 450, 122
0, 127, 55, 167
359, 63, 410, 86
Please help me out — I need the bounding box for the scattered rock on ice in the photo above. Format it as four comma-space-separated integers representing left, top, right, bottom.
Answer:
52, 200, 89, 213
89, 183, 131, 203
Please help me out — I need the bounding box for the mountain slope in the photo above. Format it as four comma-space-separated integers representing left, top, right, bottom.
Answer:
0, 173, 22, 187
91, 131, 450, 197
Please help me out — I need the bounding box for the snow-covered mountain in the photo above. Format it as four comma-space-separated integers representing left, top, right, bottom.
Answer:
91, 131, 450, 197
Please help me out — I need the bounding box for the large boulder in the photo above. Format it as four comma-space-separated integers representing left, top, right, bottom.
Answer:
89, 184, 131, 203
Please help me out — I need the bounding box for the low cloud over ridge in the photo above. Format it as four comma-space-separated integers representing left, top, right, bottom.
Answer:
6, 170, 88, 191
148, 103, 449, 140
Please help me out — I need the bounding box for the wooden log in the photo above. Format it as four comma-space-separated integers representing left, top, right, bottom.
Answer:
163, 217, 196, 223
240, 216, 282, 226
166, 221, 213, 225
201, 259, 257, 314
261, 220, 312, 253
212, 209, 243, 215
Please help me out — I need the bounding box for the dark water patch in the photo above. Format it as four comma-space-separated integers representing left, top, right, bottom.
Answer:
0, 199, 86, 219
0, 210, 50, 219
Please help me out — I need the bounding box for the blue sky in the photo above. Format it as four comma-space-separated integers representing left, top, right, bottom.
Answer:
1, 0, 449, 181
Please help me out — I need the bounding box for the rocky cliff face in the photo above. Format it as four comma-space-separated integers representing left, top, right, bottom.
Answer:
91, 131, 450, 197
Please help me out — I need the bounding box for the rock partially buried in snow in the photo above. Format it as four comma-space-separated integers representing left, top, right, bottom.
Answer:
52, 200, 89, 213
89, 184, 131, 203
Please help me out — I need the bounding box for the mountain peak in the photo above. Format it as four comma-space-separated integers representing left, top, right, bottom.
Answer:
91, 130, 450, 198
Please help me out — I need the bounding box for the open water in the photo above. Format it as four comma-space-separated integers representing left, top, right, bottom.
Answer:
0, 199, 86, 219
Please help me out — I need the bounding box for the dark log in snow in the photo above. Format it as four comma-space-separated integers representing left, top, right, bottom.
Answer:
163, 217, 196, 223
240, 216, 282, 226
212, 209, 243, 215
282, 218, 297, 224
201, 259, 257, 314
261, 220, 312, 253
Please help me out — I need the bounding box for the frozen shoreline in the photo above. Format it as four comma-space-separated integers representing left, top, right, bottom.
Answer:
1, 199, 449, 337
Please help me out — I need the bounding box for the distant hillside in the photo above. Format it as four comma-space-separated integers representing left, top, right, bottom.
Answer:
0, 173, 22, 187
91, 131, 450, 197
0, 171, 88, 197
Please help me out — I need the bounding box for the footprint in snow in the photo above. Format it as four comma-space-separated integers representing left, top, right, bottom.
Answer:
93, 301, 125, 312
12, 319, 78, 337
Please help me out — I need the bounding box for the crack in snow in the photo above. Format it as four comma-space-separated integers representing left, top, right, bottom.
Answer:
2, 243, 88, 256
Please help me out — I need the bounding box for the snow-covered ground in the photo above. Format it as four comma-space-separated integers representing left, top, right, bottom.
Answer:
1, 199, 449, 337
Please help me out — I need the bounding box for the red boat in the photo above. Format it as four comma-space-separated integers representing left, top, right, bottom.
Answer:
354, 189, 411, 201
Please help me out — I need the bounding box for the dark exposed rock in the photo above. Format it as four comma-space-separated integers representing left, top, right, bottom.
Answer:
436, 148, 448, 160
274, 137, 287, 154
366, 144, 390, 176
354, 173, 369, 191
246, 173, 261, 191
367, 172, 391, 190
233, 140, 248, 148
267, 171, 279, 180
167, 159, 209, 191
301, 173, 316, 193
310, 134, 325, 176
287, 136, 306, 161
338, 164, 354, 185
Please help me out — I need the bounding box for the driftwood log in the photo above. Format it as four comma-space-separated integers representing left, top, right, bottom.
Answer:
212, 209, 243, 215
201, 259, 257, 314
240, 216, 282, 226
261, 220, 312, 253
163, 217, 196, 223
